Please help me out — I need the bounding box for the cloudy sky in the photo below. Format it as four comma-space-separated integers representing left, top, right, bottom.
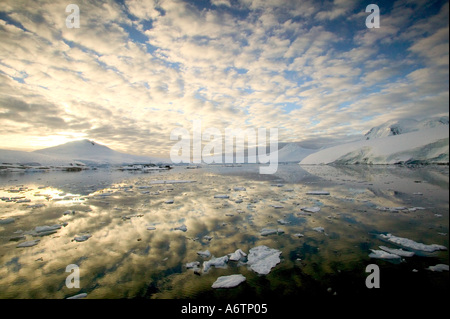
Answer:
0, 0, 448, 157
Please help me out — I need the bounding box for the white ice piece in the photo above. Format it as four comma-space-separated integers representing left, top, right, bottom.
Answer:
203, 256, 229, 272
260, 228, 278, 236
379, 246, 415, 257
17, 239, 40, 248
426, 264, 449, 272
369, 249, 401, 260
306, 191, 330, 195
214, 194, 229, 199
247, 245, 281, 275
228, 249, 247, 261
301, 206, 321, 213
197, 250, 211, 258
74, 234, 91, 242
379, 233, 447, 252
174, 224, 187, 232
212, 274, 246, 289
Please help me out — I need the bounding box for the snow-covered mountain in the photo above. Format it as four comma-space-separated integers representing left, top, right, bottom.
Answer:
364, 116, 449, 140
300, 125, 449, 165
1, 139, 167, 166
277, 143, 316, 162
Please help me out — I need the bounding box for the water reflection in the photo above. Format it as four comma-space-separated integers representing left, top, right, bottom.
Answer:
0, 164, 448, 299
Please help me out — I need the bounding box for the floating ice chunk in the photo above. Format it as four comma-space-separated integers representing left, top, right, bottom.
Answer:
272, 205, 284, 209
301, 206, 321, 213
74, 234, 91, 242
293, 233, 304, 238
66, 293, 87, 299
17, 239, 40, 248
203, 256, 229, 272
379, 246, 415, 257
313, 227, 325, 233
214, 194, 229, 199
197, 250, 211, 258
164, 199, 174, 204
260, 228, 278, 236
379, 233, 447, 252
277, 219, 290, 225
147, 226, 156, 230
16, 199, 31, 203
174, 224, 187, 232
228, 249, 247, 261
235, 199, 243, 203
247, 245, 281, 275
369, 249, 401, 260
63, 210, 75, 215
0, 218, 15, 225
186, 261, 201, 269
203, 236, 213, 241
306, 191, 330, 195
234, 187, 246, 191
212, 274, 246, 289
426, 264, 449, 272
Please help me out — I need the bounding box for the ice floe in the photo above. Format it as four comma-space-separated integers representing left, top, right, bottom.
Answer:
247, 245, 281, 275
0, 218, 15, 225
379, 233, 447, 253
379, 246, 415, 257
66, 293, 88, 299
197, 250, 211, 258
301, 206, 321, 213
260, 228, 284, 236
228, 249, 247, 261
174, 224, 187, 232
313, 226, 325, 233
74, 234, 92, 242
426, 264, 449, 272
214, 194, 229, 199
277, 219, 290, 225
212, 274, 246, 289
186, 261, 201, 269
17, 239, 40, 248
203, 255, 229, 272
369, 249, 402, 260
306, 191, 330, 195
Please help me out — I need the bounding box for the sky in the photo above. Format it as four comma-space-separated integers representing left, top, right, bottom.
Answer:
0, 0, 448, 158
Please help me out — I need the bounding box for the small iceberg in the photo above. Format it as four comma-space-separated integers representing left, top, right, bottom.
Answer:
203, 256, 229, 272
186, 261, 201, 269
260, 228, 284, 236
74, 234, 91, 242
379, 246, 414, 257
66, 293, 88, 299
0, 218, 15, 225
197, 250, 211, 258
313, 226, 325, 233
379, 233, 447, 253
369, 249, 402, 261
233, 187, 246, 191
301, 206, 321, 213
306, 191, 330, 195
164, 199, 174, 204
228, 249, 247, 262
277, 219, 290, 225
247, 245, 281, 275
17, 239, 40, 248
174, 224, 187, 232
212, 274, 246, 289
214, 194, 229, 199
426, 264, 449, 272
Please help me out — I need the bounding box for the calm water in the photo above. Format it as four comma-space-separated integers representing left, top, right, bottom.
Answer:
0, 164, 448, 299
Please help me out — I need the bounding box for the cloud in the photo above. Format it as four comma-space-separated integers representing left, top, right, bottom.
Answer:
0, 0, 448, 155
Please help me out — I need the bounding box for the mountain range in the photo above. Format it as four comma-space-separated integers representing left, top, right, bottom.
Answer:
1, 116, 448, 167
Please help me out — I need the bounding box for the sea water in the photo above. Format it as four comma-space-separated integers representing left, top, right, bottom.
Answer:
0, 164, 448, 299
